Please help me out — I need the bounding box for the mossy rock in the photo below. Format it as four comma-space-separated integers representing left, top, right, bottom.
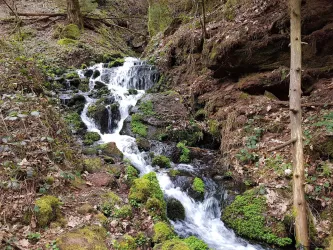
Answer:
145, 197, 165, 218
222, 189, 292, 247
62, 24, 81, 40
183, 236, 208, 250
129, 172, 165, 210
98, 142, 123, 161
84, 132, 101, 145
84, 157, 103, 173
113, 234, 136, 250
108, 58, 125, 68
192, 177, 205, 193
152, 155, 171, 168
153, 222, 175, 243
77, 204, 94, 215
154, 239, 190, 250
136, 137, 151, 151
57, 38, 78, 46
125, 165, 139, 185
166, 198, 185, 221
35, 195, 61, 228
57, 225, 107, 250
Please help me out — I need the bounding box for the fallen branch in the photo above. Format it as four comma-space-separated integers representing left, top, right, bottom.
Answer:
268, 138, 297, 152
12, 12, 66, 17
275, 101, 333, 108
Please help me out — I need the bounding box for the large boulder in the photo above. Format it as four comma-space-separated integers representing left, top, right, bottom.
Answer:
166, 198, 185, 221
98, 142, 123, 161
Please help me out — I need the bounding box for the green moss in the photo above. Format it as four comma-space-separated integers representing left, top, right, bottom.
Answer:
152, 155, 171, 168
128, 89, 138, 95
139, 100, 155, 116
169, 169, 180, 177
114, 205, 132, 219
154, 239, 191, 250
65, 112, 85, 131
208, 120, 220, 138
35, 195, 61, 228
192, 178, 205, 193
146, 197, 165, 218
84, 157, 103, 173
224, 0, 238, 21
77, 204, 94, 215
239, 92, 249, 99
84, 132, 101, 145
222, 189, 292, 247
100, 192, 122, 217
108, 58, 125, 68
57, 225, 107, 250
113, 234, 136, 250
62, 24, 81, 40
57, 38, 78, 46
131, 114, 148, 137
129, 172, 165, 210
183, 236, 208, 250
166, 198, 185, 221
153, 222, 175, 243
194, 109, 206, 121
177, 142, 190, 163
125, 165, 139, 185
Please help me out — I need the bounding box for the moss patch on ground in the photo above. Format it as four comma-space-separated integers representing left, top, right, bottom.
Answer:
222, 189, 292, 247
35, 195, 61, 228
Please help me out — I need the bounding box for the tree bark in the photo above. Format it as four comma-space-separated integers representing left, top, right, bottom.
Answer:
289, 0, 309, 249
67, 0, 83, 29
201, 0, 207, 39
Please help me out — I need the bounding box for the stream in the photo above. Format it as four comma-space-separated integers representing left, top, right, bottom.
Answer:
78, 57, 267, 250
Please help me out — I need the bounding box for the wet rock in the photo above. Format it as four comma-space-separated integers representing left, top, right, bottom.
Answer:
92, 70, 101, 79
166, 198, 185, 221
87, 103, 109, 134
68, 78, 81, 88
136, 137, 151, 151
67, 94, 86, 113
84, 69, 94, 78
94, 81, 107, 89
99, 142, 123, 161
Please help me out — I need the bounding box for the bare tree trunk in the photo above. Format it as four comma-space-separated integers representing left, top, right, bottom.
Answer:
201, 0, 207, 39
67, 0, 83, 28
289, 0, 309, 249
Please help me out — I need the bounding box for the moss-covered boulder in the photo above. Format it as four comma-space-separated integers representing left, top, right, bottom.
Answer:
112, 234, 136, 250
83, 157, 103, 173
35, 195, 61, 228
125, 165, 139, 185
129, 172, 165, 210
188, 177, 205, 201
153, 221, 175, 243
67, 94, 86, 113
152, 155, 171, 168
136, 137, 151, 151
57, 225, 107, 250
83, 132, 101, 145
166, 198, 185, 221
108, 58, 125, 68
98, 142, 123, 161
61, 24, 81, 40
222, 189, 292, 247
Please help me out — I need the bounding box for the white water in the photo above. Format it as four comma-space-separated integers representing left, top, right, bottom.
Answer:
79, 57, 265, 250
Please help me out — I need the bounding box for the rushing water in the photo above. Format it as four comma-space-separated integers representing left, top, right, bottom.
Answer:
79, 57, 266, 250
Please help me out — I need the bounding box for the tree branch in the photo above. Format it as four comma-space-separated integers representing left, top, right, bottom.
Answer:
268, 138, 297, 152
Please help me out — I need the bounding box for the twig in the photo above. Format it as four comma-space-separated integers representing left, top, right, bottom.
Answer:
268, 138, 297, 152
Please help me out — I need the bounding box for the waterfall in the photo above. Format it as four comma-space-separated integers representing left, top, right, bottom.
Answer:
79, 57, 267, 250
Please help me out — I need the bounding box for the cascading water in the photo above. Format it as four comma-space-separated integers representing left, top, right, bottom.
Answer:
79, 57, 267, 250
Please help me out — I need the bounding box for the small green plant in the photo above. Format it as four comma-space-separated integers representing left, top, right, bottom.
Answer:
27, 232, 41, 243
135, 232, 149, 247
236, 149, 259, 164
183, 236, 208, 250
114, 205, 132, 219
46, 241, 59, 250
125, 165, 139, 185
313, 111, 333, 133
265, 154, 292, 177
177, 142, 190, 163
152, 155, 171, 168
139, 100, 155, 116
321, 162, 332, 177
84, 132, 101, 145
131, 114, 148, 137
246, 128, 263, 149
192, 177, 205, 193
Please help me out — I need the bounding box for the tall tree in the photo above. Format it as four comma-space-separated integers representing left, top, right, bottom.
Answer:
289, 0, 309, 248
67, 0, 83, 28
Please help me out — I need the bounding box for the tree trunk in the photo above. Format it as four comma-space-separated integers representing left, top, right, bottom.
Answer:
289, 0, 309, 249
67, 0, 83, 28
201, 0, 207, 39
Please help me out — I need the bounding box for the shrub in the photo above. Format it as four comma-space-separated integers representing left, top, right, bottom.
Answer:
192, 178, 205, 193
152, 155, 171, 168
222, 189, 292, 247
177, 142, 190, 163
